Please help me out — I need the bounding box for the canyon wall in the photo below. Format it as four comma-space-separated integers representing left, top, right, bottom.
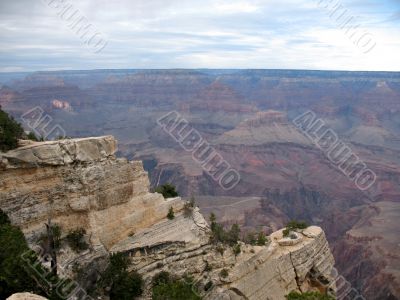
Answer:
0, 136, 336, 299
0, 136, 183, 250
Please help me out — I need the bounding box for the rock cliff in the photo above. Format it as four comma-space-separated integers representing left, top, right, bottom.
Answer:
0, 136, 336, 299
0, 136, 183, 255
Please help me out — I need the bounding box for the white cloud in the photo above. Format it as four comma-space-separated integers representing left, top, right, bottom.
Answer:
0, 0, 399, 71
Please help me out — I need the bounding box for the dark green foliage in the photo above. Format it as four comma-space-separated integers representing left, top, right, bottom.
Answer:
283, 220, 309, 237
27, 132, 38, 141
167, 207, 175, 220
51, 224, 62, 250
0, 209, 11, 226
0, 106, 24, 152
102, 253, 143, 300
39, 224, 62, 250
66, 228, 89, 252
227, 224, 240, 246
203, 261, 212, 272
219, 269, 229, 278
256, 231, 267, 246
210, 221, 226, 243
204, 281, 213, 291
109, 272, 143, 300
245, 232, 256, 245
155, 183, 179, 198
285, 291, 334, 300
232, 244, 241, 257
102, 253, 130, 284
0, 211, 65, 299
216, 245, 225, 256
152, 271, 172, 286
209, 213, 241, 246
152, 271, 201, 300
0, 223, 39, 298
209, 213, 216, 226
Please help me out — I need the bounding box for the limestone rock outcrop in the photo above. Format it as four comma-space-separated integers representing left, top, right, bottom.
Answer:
118, 218, 335, 300
6, 293, 48, 300
0, 136, 336, 299
0, 136, 183, 251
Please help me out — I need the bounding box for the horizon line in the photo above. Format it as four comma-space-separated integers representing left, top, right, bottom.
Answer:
1, 68, 400, 74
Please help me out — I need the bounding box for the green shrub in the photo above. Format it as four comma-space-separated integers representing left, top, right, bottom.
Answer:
155, 183, 179, 198
152, 271, 201, 300
204, 281, 213, 291
219, 269, 229, 278
109, 271, 143, 300
209, 213, 241, 246
232, 244, 241, 257
245, 232, 257, 245
66, 228, 89, 252
102, 253, 143, 300
153, 271, 172, 286
256, 231, 267, 246
204, 261, 212, 272
39, 224, 62, 250
216, 245, 225, 256
167, 207, 175, 220
0, 210, 65, 299
0, 106, 24, 152
27, 132, 38, 141
0, 209, 11, 226
285, 291, 334, 300
283, 220, 309, 237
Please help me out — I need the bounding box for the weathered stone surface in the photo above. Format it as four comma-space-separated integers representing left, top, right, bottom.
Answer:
0, 136, 184, 251
117, 213, 335, 300
0, 136, 335, 299
6, 293, 48, 300
0, 136, 116, 168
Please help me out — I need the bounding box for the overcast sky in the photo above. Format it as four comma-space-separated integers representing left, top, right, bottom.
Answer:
0, 0, 399, 72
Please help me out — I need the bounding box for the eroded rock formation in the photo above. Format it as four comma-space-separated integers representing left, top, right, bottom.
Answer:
0, 136, 336, 299
0, 136, 183, 251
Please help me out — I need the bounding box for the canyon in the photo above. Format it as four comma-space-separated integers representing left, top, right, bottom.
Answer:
0, 136, 336, 299
0, 69, 399, 299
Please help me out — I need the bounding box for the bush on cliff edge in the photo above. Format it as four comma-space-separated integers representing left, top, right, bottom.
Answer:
286, 291, 334, 300
0, 106, 24, 152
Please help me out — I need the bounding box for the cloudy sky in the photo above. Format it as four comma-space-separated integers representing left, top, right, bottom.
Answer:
0, 0, 399, 72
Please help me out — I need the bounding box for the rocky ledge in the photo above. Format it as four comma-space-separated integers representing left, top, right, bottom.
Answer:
0, 136, 336, 299
0, 136, 117, 168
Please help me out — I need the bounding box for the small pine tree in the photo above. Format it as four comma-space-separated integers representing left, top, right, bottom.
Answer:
27, 132, 38, 141
283, 220, 309, 237
209, 213, 217, 230
155, 183, 178, 198
167, 207, 175, 220
245, 232, 257, 245
66, 228, 89, 252
102, 253, 143, 299
232, 244, 241, 257
256, 231, 267, 246
219, 269, 229, 278
227, 224, 240, 246
0, 106, 24, 152
0, 209, 11, 226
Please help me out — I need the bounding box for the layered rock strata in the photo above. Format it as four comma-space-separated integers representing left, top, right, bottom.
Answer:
0, 136, 335, 299
0, 136, 183, 251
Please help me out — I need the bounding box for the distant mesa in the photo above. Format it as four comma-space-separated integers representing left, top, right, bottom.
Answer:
51, 99, 73, 112
217, 110, 311, 145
